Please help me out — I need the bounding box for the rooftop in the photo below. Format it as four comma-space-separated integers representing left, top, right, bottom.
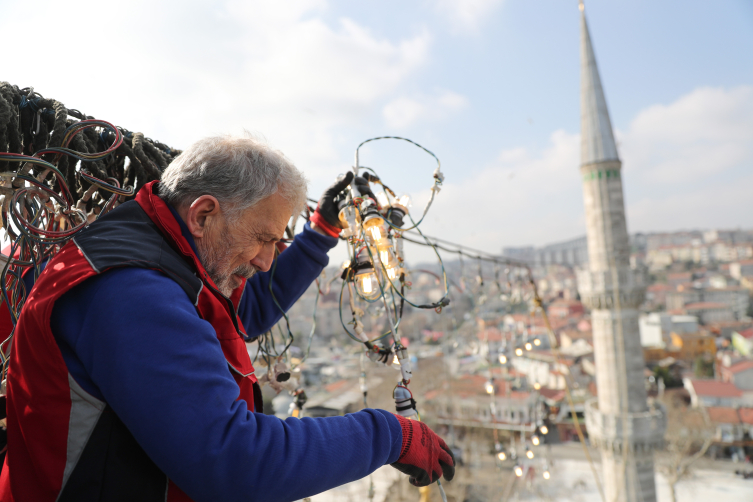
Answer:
725, 360, 753, 374
707, 406, 740, 424
684, 302, 729, 311
736, 328, 753, 339
738, 408, 753, 425
687, 379, 743, 398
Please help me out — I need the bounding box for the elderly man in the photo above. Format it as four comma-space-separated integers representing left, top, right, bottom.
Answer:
0, 136, 454, 502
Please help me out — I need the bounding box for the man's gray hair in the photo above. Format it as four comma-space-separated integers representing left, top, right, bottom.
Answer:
158, 135, 308, 219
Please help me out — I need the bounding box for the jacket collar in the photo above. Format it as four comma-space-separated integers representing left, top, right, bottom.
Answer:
135, 181, 216, 289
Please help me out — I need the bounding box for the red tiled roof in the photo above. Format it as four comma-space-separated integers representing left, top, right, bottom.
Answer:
476, 327, 503, 342
738, 408, 753, 425
668, 272, 692, 277
688, 379, 743, 398
647, 284, 672, 292
684, 302, 729, 311
538, 388, 566, 402
726, 360, 753, 374
707, 407, 741, 424
324, 380, 350, 393
738, 328, 753, 339
424, 389, 441, 401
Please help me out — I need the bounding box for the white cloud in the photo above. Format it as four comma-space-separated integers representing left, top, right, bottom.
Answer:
382, 90, 468, 128
403, 129, 582, 263
0, 0, 431, 181
621, 85, 753, 185
430, 0, 505, 32
619, 86, 753, 233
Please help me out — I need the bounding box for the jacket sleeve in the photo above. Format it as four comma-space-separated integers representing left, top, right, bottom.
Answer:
238, 221, 338, 339
51, 267, 402, 502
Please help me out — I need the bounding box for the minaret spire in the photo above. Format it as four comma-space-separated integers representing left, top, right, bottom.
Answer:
579, 2, 619, 165
576, 4, 666, 502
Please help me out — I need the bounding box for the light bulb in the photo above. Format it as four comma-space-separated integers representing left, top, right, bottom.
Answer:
485, 381, 494, 394
540, 425, 549, 435
526, 449, 534, 459
497, 452, 506, 461
533, 338, 541, 346
514, 465, 523, 477
533, 382, 541, 390
362, 275, 372, 293
525, 342, 532, 351
363, 218, 387, 247
375, 191, 390, 207
387, 267, 398, 280
543, 470, 550, 480
532, 435, 540, 446
377, 246, 399, 269
515, 348, 523, 356
499, 354, 507, 364
397, 194, 411, 207
354, 266, 381, 301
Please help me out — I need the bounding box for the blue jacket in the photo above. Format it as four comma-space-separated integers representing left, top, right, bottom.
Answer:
45, 215, 402, 502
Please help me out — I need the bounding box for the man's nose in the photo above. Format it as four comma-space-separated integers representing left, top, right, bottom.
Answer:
250, 244, 275, 272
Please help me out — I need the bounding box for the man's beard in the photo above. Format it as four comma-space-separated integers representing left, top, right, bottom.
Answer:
195, 220, 257, 297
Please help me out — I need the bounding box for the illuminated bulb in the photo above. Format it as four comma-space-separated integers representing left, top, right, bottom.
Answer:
514, 465, 523, 477
532, 435, 540, 446
533, 338, 541, 346
533, 382, 541, 390
543, 470, 550, 480
393, 354, 399, 365
375, 191, 390, 208
540, 425, 549, 435
526, 449, 534, 459
525, 342, 532, 351
363, 217, 387, 247
397, 194, 411, 207
341, 260, 350, 269
369, 225, 383, 242
354, 267, 381, 301
497, 452, 506, 461
485, 381, 494, 395
387, 267, 397, 280
515, 348, 523, 356
499, 354, 507, 364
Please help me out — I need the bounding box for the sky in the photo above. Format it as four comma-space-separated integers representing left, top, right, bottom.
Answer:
2, 0, 752, 263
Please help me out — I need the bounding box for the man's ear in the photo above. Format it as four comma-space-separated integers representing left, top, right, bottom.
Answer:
182, 195, 221, 239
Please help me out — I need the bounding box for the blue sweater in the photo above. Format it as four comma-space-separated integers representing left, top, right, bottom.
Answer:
45, 219, 402, 502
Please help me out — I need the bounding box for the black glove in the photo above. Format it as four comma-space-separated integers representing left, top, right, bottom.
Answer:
313, 171, 354, 229
390, 414, 455, 487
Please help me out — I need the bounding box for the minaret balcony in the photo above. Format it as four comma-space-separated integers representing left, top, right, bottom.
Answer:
576, 267, 646, 309
585, 399, 665, 454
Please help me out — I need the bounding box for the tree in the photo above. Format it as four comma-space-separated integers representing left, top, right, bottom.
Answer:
693, 355, 714, 378
656, 395, 715, 502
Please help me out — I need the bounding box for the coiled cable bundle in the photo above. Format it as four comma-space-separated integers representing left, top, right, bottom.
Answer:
0, 83, 180, 381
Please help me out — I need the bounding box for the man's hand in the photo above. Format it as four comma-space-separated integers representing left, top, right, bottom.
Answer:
309, 172, 354, 237
390, 414, 455, 487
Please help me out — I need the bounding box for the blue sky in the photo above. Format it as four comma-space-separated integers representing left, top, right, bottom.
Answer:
2, 0, 752, 262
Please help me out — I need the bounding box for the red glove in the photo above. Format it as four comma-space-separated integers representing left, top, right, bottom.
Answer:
390, 414, 455, 487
